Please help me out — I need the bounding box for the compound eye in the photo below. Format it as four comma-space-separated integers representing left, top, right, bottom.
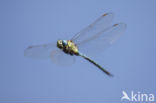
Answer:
62, 40, 67, 46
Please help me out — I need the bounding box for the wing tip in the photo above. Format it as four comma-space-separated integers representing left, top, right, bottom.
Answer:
102, 12, 114, 17
113, 24, 118, 26
103, 13, 108, 16
113, 23, 126, 26
113, 23, 127, 29
24, 46, 34, 57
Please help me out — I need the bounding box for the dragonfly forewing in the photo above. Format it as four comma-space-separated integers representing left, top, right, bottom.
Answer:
71, 13, 114, 44
24, 43, 57, 59
24, 42, 75, 65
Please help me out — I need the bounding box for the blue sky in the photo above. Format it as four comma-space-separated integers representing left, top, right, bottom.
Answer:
0, 0, 156, 103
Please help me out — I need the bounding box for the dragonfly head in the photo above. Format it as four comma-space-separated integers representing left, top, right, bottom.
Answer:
57, 40, 67, 49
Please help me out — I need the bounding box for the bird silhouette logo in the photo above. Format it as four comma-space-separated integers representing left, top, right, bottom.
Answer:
121, 91, 131, 101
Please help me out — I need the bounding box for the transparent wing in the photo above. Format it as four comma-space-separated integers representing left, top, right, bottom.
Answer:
24, 42, 75, 65
24, 43, 57, 59
76, 23, 126, 56
50, 49, 75, 66
71, 13, 114, 44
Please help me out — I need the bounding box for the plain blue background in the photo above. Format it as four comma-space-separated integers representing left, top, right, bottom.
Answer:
0, 0, 156, 103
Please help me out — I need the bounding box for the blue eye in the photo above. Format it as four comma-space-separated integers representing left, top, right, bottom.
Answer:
62, 40, 67, 46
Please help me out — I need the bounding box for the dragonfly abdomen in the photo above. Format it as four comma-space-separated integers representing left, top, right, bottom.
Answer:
79, 53, 113, 76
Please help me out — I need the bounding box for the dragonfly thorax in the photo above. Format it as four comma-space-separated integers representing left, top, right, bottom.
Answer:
57, 40, 79, 56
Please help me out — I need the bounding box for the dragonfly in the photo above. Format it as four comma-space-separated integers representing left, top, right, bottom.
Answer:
24, 13, 126, 77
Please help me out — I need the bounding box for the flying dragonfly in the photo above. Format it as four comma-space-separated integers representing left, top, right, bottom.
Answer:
24, 13, 126, 77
